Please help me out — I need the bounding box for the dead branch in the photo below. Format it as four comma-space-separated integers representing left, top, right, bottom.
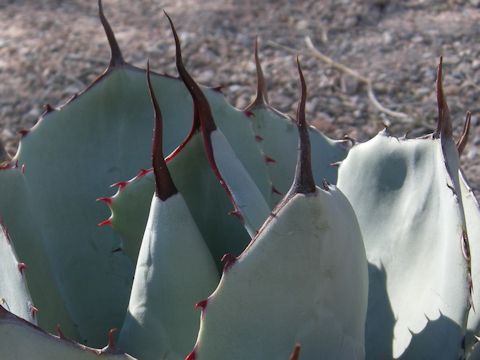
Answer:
267, 38, 412, 122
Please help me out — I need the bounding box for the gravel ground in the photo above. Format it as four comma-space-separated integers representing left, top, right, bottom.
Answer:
1, 0, 480, 188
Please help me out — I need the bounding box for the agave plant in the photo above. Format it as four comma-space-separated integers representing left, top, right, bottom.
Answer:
0, 1, 479, 359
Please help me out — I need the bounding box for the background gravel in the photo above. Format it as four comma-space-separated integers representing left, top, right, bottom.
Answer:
1, 0, 480, 188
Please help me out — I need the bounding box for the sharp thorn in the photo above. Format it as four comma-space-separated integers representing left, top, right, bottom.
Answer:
211, 85, 224, 93
322, 179, 330, 191
107, 328, 117, 351
264, 155, 276, 164
17, 262, 27, 274
435, 56, 453, 139
98, 0, 125, 68
272, 186, 283, 195
29, 303, 38, 318
110, 181, 128, 190
195, 299, 208, 311
221, 253, 237, 272
43, 104, 54, 113
56, 324, 67, 340
228, 209, 243, 221
243, 110, 255, 118
290, 57, 316, 195
96, 197, 113, 206
147, 61, 178, 201
136, 168, 152, 178
245, 37, 269, 110
165, 11, 245, 220
343, 134, 356, 146
457, 111, 472, 156
97, 219, 113, 227
289, 344, 301, 360
186, 350, 197, 360
165, 11, 218, 138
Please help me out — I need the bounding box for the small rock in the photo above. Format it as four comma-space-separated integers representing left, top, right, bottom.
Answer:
415, 87, 431, 97
471, 115, 479, 126
382, 32, 393, 45
473, 135, 480, 146
197, 70, 215, 84
472, 59, 480, 71
296, 20, 309, 31
341, 74, 360, 95
412, 35, 423, 43
305, 100, 315, 113
27, 107, 40, 119
468, 147, 478, 160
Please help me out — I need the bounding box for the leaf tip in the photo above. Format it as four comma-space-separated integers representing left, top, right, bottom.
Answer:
221, 253, 237, 273
246, 37, 269, 109
290, 57, 316, 195
457, 111, 472, 156
17, 262, 27, 275
147, 61, 178, 201
289, 343, 301, 360
435, 56, 453, 139
98, 0, 125, 68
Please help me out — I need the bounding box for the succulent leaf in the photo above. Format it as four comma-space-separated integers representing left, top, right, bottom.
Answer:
190, 62, 368, 360
0, 305, 135, 360
118, 70, 218, 359
245, 43, 348, 203
0, 166, 75, 337
165, 13, 271, 233
0, 5, 270, 344
0, 221, 35, 324
461, 170, 480, 350
337, 62, 471, 358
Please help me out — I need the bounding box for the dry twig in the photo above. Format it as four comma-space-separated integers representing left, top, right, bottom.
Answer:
267, 37, 412, 122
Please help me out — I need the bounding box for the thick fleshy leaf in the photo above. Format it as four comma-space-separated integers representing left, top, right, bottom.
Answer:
0, 166, 75, 337
191, 59, 368, 360
245, 44, 347, 203
337, 60, 472, 358
337, 131, 470, 359
118, 68, 219, 359
104, 16, 273, 265
0, 5, 266, 345
118, 194, 219, 360
0, 220, 35, 324
191, 188, 368, 360
207, 93, 273, 206
165, 12, 271, 235
248, 106, 347, 200
462, 171, 480, 349
106, 132, 254, 269
0, 305, 135, 360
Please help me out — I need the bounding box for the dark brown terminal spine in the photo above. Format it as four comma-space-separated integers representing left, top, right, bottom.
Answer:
435, 57, 452, 139
289, 344, 301, 360
164, 11, 216, 135
457, 111, 471, 156
291, 58, 316, 195
164, 11, 244, 223
147, 62, 178, 200
99, 0, 125, 68
245, 38, 269, 110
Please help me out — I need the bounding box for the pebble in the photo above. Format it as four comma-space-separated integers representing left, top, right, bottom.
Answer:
472, 59, 480, 71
